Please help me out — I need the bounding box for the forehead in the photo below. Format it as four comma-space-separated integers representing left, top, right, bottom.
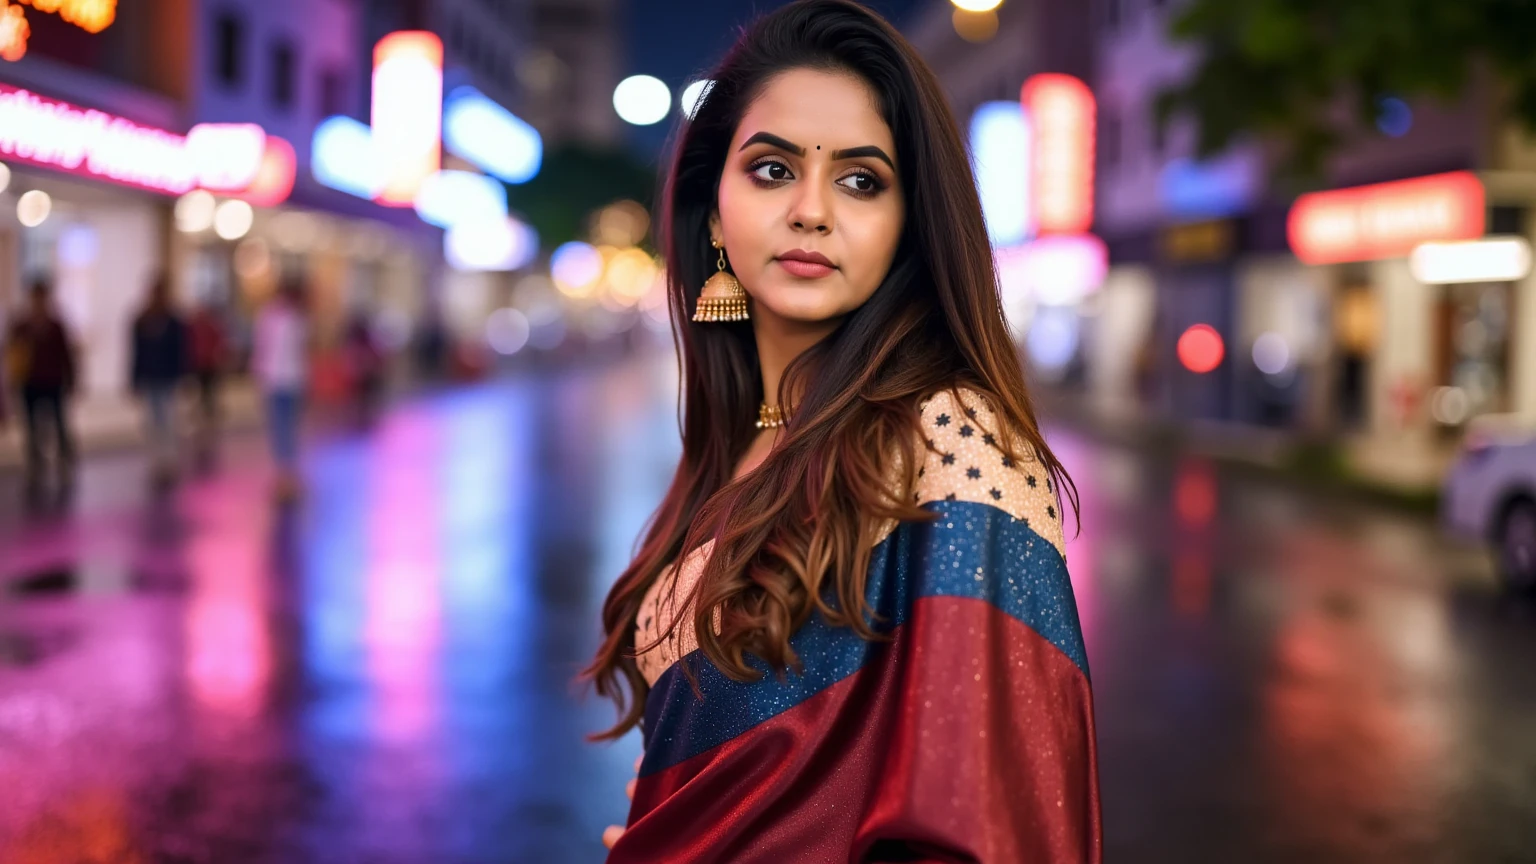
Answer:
732, 68, 895, 154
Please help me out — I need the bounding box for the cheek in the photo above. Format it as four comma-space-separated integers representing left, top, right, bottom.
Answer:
716, 176, 776, 256
841, 200, 905, 294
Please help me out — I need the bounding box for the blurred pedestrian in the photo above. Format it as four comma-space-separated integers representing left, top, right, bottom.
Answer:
188, 302, 229, 458
6, 278, 77, 494
343, 312, 384, 428
587, 3, 1098, 862
131, 275, 189, 484
252, 277, 309, 502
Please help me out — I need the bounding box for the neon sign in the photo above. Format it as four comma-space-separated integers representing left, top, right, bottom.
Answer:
17, 0, 114, 32
0, 0, 116, 62
970, 101, 1032, 246
1288, 171, 1485, 265
443, 86, 542, 184
371, 31, 442, 207
0, 85, 281, 199
1022, 73, 1095, 235
232, 136, 296, 208
0, 84, 197, 193
0, 2, 29, 61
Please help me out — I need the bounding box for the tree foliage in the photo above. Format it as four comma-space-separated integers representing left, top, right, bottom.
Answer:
504, 144, 659, 249
1156, 0, 1536, 179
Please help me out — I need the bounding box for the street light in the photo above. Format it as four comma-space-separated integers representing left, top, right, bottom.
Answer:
951, 0, 1003, 11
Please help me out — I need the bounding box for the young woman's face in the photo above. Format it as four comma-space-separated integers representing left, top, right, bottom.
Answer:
713, 68, 905, 327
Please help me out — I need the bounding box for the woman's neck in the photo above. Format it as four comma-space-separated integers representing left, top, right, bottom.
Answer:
752, 310, 840, 410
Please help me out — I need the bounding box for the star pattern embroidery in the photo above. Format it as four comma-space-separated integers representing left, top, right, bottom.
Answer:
966, 466, 982, 480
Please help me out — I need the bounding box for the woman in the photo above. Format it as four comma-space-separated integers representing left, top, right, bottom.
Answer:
585, 2, 1100, 861
252, 277, 309, 501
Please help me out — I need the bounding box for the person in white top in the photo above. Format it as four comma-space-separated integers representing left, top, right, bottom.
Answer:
252, 278, 309, 500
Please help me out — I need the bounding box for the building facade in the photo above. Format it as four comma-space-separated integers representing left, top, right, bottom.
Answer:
0, 0, 553, 424
1090, 0, 1536, 490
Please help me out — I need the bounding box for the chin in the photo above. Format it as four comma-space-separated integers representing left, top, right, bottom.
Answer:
753, 281, 855, 324
754, 295, 848, 325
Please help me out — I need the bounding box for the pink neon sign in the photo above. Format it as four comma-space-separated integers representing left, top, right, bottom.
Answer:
0, 84, 198, 194
0, 85, 275, 200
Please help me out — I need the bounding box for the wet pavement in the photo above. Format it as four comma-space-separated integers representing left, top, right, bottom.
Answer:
1, 357, 1535, 863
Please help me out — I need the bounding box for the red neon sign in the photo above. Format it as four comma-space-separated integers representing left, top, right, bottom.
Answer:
1023, 73, 1095, 235
231, 136, 296, 207
1287, 171, 1485, 265
371, 31, 442, 208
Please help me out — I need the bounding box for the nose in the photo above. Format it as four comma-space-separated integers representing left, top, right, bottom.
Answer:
788, 177, 831, 235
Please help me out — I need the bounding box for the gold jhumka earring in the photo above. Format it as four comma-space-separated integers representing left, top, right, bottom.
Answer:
692, 238, 749, 322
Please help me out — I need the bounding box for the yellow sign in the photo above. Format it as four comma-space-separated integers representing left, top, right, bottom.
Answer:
1160, 219, 1234, 263
0, 0, 115, 62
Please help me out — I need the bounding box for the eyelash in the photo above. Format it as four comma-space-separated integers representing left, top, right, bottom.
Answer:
745, 158, 887, 199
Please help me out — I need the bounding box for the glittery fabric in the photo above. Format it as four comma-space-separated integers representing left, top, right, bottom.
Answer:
610, 388, 1100, 863
632, 387, 1067, 687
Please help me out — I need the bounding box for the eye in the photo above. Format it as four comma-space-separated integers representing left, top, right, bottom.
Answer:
836, 171, 882, 195
749, 160, 793, 183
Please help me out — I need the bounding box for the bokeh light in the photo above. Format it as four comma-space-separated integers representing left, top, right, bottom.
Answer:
552, 241, 604, 297
613, 75, 671, 126
1178, 324, 1225, 374
17, 190, 52, 228
953, 8, 999, 41
214, 199, 254, 240
1252, 332, 1292, 376
951, 0, 1003, 10
1027, 306, 1080, 374
593, 200, 651, 247
485, 308, 531, 355
604, 247, 659, 304
0, 162, 11, 194
175, 190, 217, 234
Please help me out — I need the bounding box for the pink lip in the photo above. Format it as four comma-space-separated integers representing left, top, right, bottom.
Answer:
775, 249, 836, 278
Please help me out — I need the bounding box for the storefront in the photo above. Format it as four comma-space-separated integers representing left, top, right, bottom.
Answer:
2, 165, 170, 400
1286, 170, 1536, 487
168, 191, 434, 372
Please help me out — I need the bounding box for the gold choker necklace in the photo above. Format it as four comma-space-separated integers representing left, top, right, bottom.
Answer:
756, 402, 787, 429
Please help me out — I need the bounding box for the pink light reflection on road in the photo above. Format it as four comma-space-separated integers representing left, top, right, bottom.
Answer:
364, 414, 445, 746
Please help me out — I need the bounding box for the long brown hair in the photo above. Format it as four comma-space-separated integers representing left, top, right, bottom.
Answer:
583, 0, 1076, 740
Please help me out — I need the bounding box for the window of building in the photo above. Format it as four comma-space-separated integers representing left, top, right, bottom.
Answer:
319, 68, 347, 118
271, 40, 297, 110
214, 12, 244, 87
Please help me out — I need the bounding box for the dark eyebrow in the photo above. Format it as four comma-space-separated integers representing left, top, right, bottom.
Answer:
831, 145, 895, 170
738, 132, 804, 155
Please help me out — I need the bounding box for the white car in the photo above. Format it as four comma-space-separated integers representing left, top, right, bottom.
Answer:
1442, 418, 1536, 592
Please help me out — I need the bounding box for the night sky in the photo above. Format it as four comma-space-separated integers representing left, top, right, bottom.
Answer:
621, 0, 933, 159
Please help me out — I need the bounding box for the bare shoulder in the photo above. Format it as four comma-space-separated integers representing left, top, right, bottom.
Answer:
913, 385, 1066, 556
